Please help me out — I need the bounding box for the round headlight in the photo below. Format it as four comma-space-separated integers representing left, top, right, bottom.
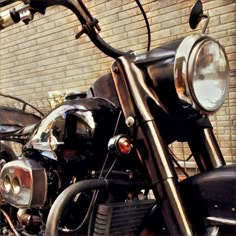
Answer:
174, 35, 230, 114
188, 39, 229, 113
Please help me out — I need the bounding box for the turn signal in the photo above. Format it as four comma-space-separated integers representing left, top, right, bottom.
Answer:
117, 137, 132, 154
108, 135, 133, 155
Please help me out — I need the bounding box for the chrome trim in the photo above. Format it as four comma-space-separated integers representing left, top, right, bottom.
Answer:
0, 12, 15, 29
187, 38, 209, 111
0, 158, 47, 208
174, 35, 229, 114
187, 38, 229, 113
27, 103, 97, 161
207, 216, 236, 226
174, 35, 206, 104
205, 226, 220, 236
203, 128, 225, 168
163, 178, 193, 236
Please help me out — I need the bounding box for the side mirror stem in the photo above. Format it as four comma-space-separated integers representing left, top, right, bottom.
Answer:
200, 14, 210, 34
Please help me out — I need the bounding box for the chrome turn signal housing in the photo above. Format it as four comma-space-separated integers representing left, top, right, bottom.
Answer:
174, 35, 230, 114
0, 158, 47, 208
108, 134, 133, 155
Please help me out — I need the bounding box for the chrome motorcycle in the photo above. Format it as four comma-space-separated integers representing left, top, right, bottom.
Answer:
0, 0, 235, 235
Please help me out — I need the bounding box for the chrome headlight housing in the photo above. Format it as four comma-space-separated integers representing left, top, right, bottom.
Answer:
174, 35, 230, 114
0, 158, 47, 208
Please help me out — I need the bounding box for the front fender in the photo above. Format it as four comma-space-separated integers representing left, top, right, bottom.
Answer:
180, 164, 236, 227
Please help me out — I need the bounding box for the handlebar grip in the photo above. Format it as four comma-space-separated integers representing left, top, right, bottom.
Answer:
0, 5, 32, 31
0, 9, 18, 30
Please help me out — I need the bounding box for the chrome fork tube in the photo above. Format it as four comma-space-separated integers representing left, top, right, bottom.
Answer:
143, 120, 193, 236
203, 128, 226, 168
188, 126, 225, 172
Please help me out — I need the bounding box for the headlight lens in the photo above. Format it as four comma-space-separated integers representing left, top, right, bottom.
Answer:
174, 35, 230, 114
188, 39, 229, 113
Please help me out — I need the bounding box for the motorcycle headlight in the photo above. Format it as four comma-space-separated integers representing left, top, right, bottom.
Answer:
0, 158, 47, 208
174, 35, 230, 114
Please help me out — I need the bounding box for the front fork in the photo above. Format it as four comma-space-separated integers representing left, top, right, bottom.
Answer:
188, 125, 225, 172
138, 120, 226, 235
111, 56, 226, 236
111, 58, 194, 236
139, 120, 194, 236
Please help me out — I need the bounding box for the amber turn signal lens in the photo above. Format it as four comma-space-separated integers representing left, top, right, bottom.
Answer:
117, 137, 132, 155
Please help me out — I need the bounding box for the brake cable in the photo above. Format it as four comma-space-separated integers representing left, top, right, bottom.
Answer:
75, 0, 151, 52
135, 0, 151, 51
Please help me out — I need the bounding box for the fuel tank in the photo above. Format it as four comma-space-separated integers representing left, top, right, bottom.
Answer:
23, 97, 118, 166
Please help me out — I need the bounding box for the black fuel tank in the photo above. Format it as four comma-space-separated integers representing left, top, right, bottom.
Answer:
24, 97, 118, 165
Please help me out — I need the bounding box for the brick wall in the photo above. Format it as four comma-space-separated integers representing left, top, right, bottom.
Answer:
0, 0, 235, 161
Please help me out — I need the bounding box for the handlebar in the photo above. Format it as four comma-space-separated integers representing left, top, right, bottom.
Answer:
0, 0, 130, 59
0, 4, 32, 30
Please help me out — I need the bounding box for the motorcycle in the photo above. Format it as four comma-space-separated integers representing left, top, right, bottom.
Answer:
0, 0, 235, 235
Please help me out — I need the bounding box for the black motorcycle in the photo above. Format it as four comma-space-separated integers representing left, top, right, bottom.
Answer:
0, 0, 235, 235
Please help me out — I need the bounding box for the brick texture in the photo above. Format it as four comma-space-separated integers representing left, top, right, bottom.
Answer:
0, 0, 235, 161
